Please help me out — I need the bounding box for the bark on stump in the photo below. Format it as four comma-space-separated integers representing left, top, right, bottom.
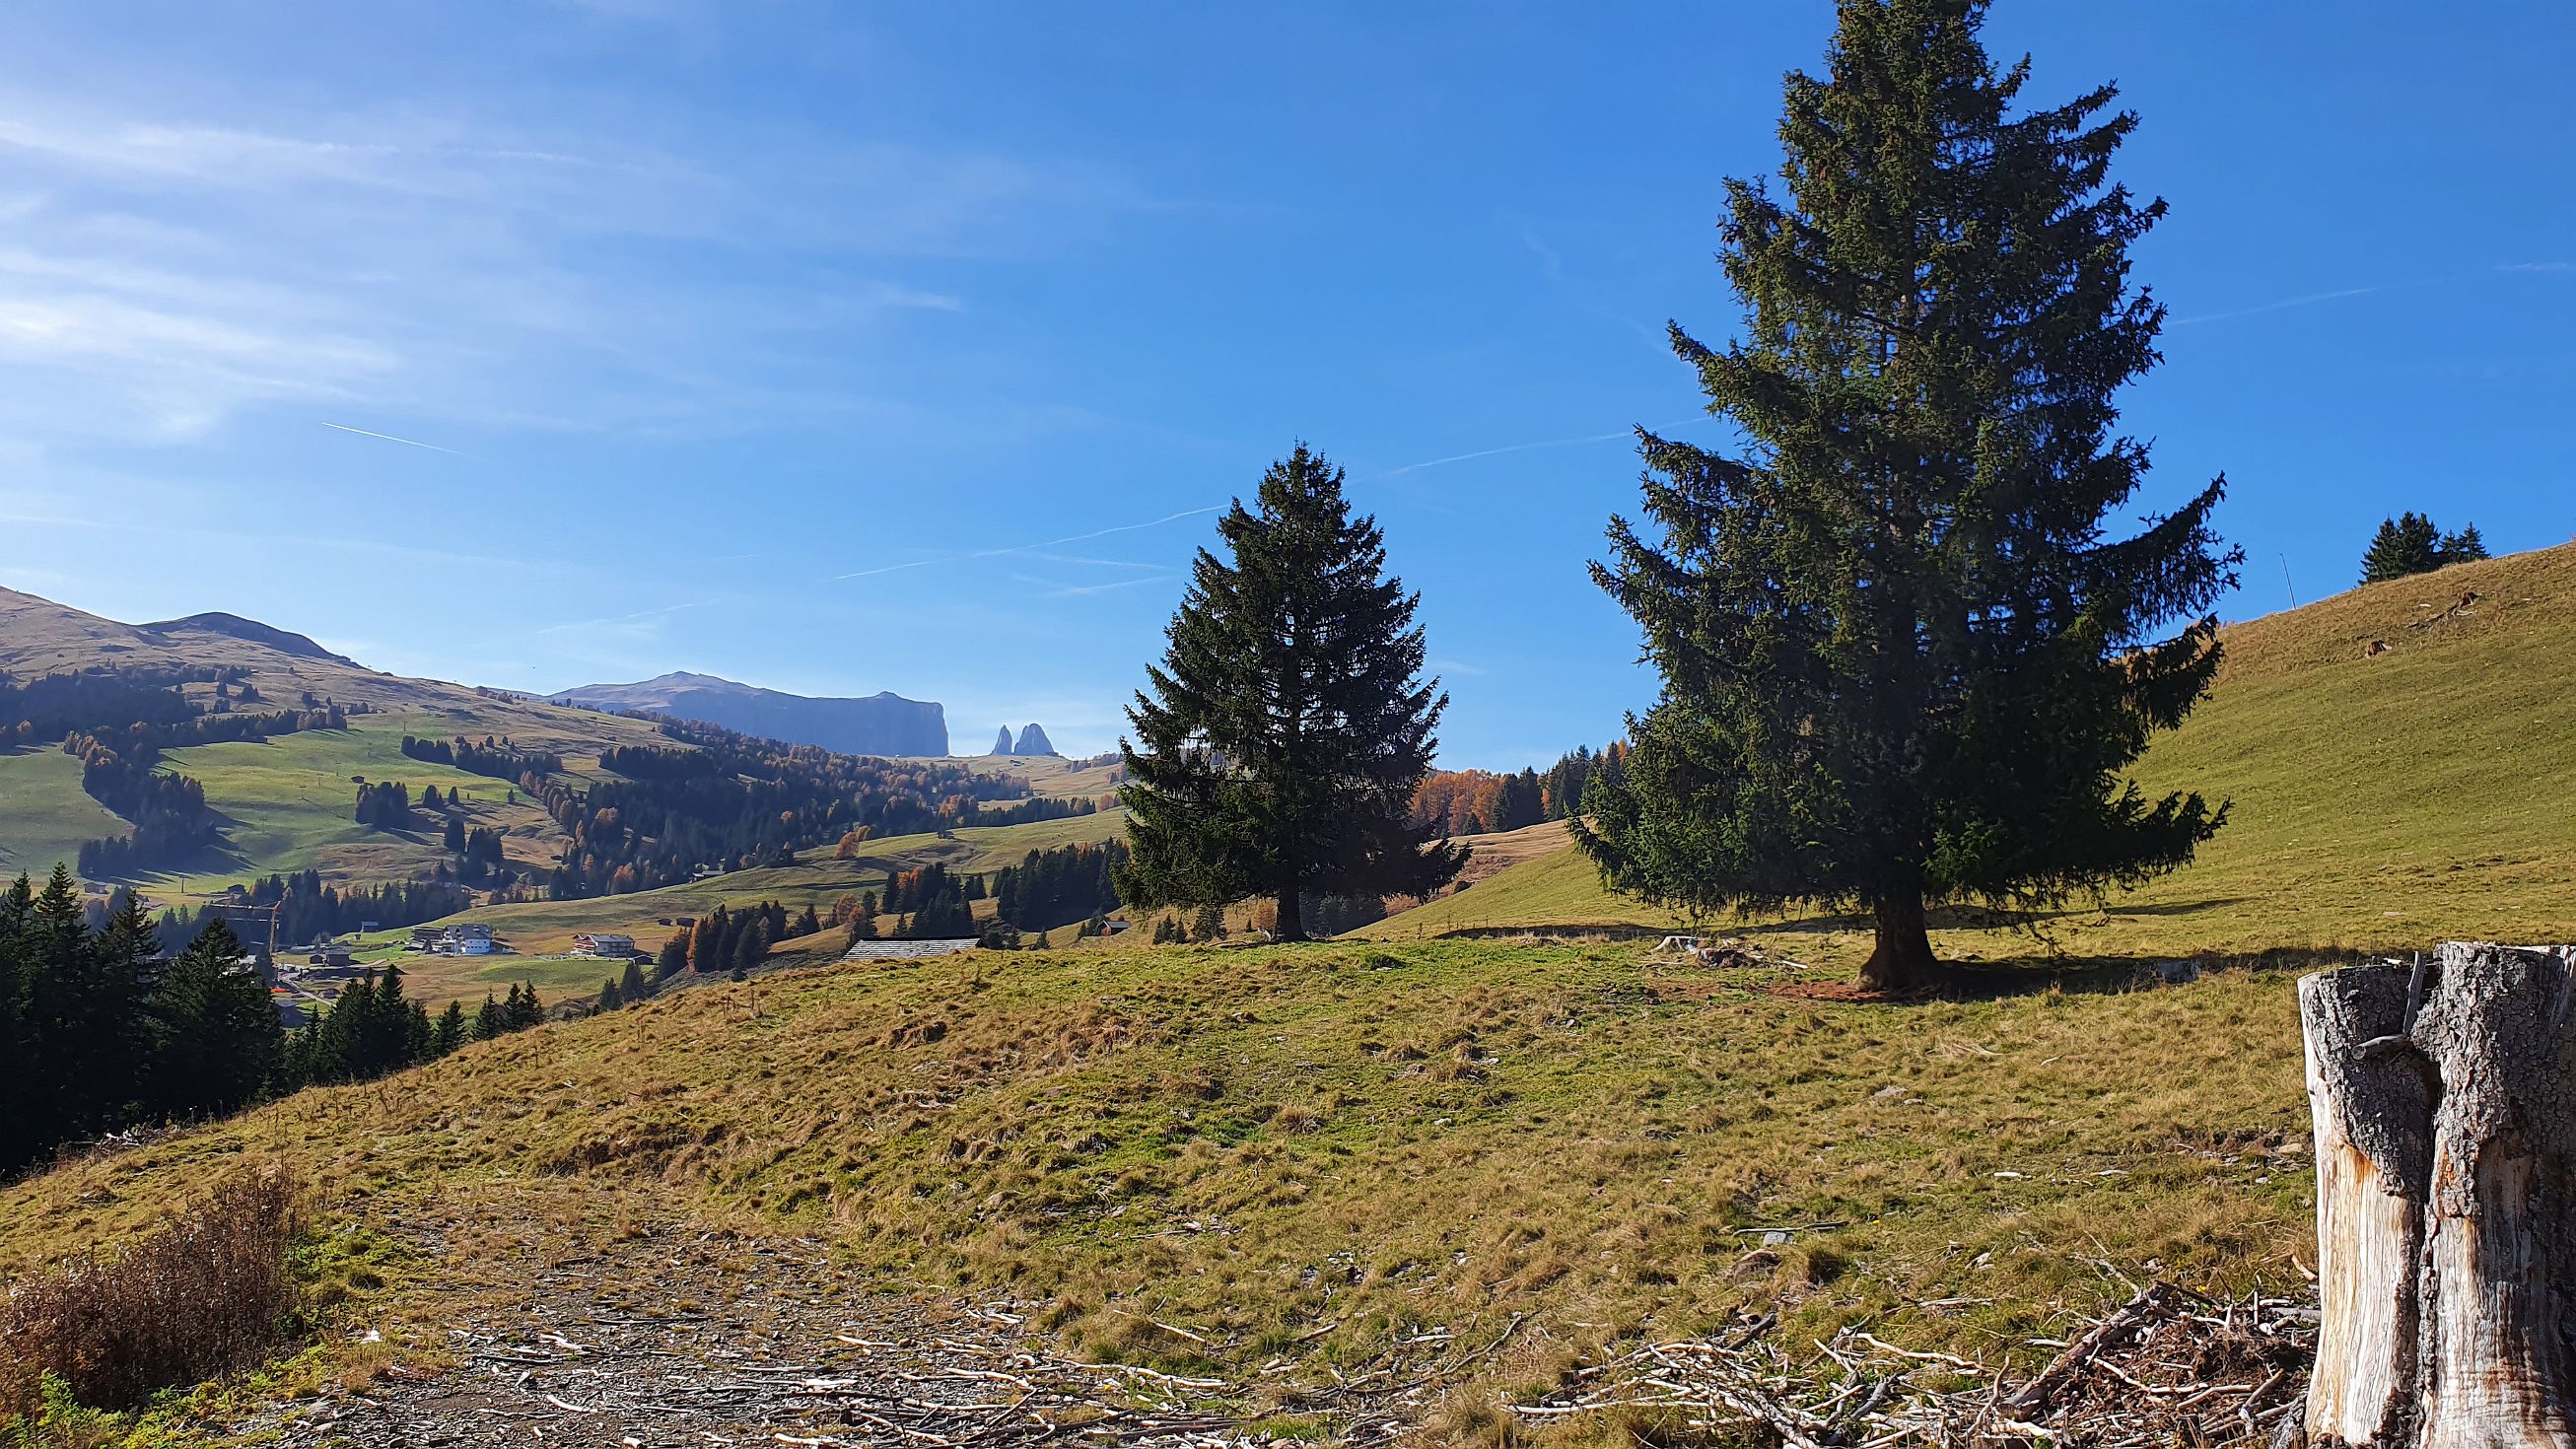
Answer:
2300, 942, 2576, 1447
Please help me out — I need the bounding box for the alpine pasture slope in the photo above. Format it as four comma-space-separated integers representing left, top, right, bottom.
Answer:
0, 585, 1114, 911
0, 930, 2315, 1429
1366, 543, 2576, 961
0, 553, 2566, 1439
390, 806, 1130, 1004
0, 746, 128, 879
0, 584, 672, 892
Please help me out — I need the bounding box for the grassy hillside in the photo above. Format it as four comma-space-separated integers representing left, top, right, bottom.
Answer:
1365, 840, 1688, 940
15, 556, 2560, 1437
0, 586, 666, 886
0, 715, 578, 897
385, 807, 1130, 1002
1, 586, 1122, 931
961, 751, 1126, 799
1370, 544, 2576, 957
0, 586, 674, 751
152, 719, 564, 893
0, 938, 2316, 1402
0, 747, 129, 880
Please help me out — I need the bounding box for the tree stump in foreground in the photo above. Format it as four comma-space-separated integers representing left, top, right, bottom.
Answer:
2301, 942, 2576, 1447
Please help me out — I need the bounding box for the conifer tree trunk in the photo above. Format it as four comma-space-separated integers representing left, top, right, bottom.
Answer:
1275, 885, 1305, 943
2301, 943, 2576, 1447
1859, 892, 1935, 993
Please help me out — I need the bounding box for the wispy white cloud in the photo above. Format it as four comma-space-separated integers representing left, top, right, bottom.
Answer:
0, 506, 549, 572
1388, 430, 1635, 476
529, 597, 723, 640
0, 84, 1138, 448
1014, 551, 1171, 571
832, 555, 943, 583
968, 507, 1221, 558
1518, 219, 1565, 283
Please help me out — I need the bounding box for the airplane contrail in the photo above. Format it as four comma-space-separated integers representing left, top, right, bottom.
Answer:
1385, 417, 1711, 477
320, 421, 468, 456
1010, 571, 1183, 599
2165, 263, 2568, 328
1386, 431, 1634, 476
2169, 284, 2388, 327
967, 507, 1221, 558
833, 507, 1220, 582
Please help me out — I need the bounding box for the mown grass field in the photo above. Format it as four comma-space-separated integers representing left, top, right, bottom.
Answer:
1368, 545, 2576, 958
0, 718, 564, 897
0, 937, 2317, 1405
0, 746, 129, 880
148, 719, 564, 895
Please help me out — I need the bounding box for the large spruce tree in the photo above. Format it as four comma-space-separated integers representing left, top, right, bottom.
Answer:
1581, 0, 2238, 991
1118, 445, 1465, 940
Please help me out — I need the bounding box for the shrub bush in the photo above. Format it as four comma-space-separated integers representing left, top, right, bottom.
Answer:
0, 1165, 307, 1414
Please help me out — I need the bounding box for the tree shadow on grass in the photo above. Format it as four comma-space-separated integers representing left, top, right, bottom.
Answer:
2025, 896, 2256, 922
1865, 946, 2344, 1003
1914, 897, 2255, 930
1631, 896, 2257, 943
152, 811, 260, 881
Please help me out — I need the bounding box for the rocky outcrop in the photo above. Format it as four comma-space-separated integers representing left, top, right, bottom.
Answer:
1011, 724, 1056, 757
552, 672, 948, 757
991, 728, 1014, 755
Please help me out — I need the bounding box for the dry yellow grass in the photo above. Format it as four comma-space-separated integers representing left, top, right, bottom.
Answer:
0, 937, 2319, 1407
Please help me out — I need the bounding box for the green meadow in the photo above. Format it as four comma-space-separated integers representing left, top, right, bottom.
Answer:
148, 719, 558, 895
0, 746, 130, 881
1365, 545, 2576, 964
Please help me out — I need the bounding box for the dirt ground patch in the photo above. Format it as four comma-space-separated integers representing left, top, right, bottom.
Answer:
234, 1205, 1259, 1449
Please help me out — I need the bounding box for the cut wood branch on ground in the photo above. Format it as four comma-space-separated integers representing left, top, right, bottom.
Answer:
1499, 1284, 2314, 1449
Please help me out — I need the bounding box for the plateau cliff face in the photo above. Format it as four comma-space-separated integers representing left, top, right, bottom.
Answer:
553, 672, 948, 757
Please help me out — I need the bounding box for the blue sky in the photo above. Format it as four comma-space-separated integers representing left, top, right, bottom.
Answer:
0, 3, 2568, 766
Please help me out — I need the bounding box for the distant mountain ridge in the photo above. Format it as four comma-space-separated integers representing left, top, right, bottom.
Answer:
0, 586, 394, 688
551, 671, 948, 757
139, 611, 355, 665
